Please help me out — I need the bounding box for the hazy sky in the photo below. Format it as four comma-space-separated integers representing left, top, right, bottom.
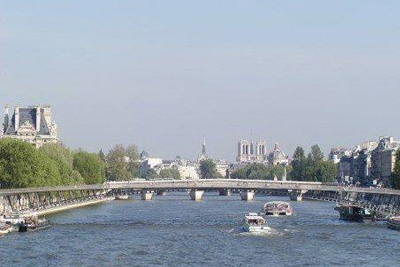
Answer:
1, 1, 400, 160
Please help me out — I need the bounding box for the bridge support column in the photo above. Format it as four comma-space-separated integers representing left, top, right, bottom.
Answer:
141, 191, 154, 201
157, 190, 166, 196
219, 189, 231, 196
240, 190, 255, 201
189, 189, 204, 201
290, 190, 308, 201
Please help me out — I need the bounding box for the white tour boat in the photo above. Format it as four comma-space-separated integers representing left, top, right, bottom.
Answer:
263, 201, 293, 216
243, 213, 269, 232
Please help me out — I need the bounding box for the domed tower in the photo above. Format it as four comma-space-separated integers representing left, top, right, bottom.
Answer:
268, 143, 288, 166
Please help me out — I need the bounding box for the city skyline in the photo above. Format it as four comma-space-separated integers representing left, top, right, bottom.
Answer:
2, 1, 400, 159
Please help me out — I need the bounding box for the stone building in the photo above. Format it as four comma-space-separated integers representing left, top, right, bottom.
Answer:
336, 142, 378, 185
268, 143, 289, 166
329, 148, 353, 164
350, 141, 378, 185
371, 137, 400, 185
1, 105, 58, 148
236, 139, 267, 163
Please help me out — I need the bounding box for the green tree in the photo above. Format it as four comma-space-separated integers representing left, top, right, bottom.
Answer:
73, 151, 105, 184
0, 139, 60, 188
141, 169, 160, 180
39, 143, 83, 185
106, 144, 130, 181
98, 149, 106, 162
291, 146, 307, 181
391, 150, 400, 189
160, 168, 181, 180
199, 159, 218, 179
246, 164, 270, 180
126, 144, 140, 178
309, 144, 324, 162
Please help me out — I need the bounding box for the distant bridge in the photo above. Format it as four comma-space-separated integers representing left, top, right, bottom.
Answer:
1, 179, 400, 196
2, 179, 400, 216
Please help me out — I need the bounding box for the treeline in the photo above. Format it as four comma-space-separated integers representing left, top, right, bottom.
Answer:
290, 145, 337, 182
103, 144, 180, 180
0, 139, 105, 188
230, 164, 290, 180
230, 144, 337, 182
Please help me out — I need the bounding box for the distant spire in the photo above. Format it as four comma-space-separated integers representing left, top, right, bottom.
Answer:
197, 135, 208, 162
202, 136, 206, 154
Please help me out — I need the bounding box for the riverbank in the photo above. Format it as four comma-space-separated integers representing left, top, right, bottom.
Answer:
37, 196, 115, 216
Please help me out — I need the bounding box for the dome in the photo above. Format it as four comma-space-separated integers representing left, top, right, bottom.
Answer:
268, 143, 288, 165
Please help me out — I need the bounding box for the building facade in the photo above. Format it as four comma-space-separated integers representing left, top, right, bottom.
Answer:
371, 137, 400, 185
2, 105, 58, 148
236, 139, 267, 163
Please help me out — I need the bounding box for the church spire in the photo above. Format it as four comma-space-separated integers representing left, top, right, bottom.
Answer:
197, 136, 208, 162
202, 136, 206, 155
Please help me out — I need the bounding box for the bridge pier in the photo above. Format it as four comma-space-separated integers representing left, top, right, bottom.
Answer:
189, 189, 204, 201
219, 189, 231, 196
141, 191, 154, 201
240, 190, 255, 201
289, 190, 308, 201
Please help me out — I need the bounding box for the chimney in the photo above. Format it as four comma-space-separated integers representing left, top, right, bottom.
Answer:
36, 106, 41, 132
14, 106, 20, 131
3, 105, 9, 134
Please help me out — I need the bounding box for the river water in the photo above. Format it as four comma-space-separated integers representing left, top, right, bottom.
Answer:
0, 192, 399, 267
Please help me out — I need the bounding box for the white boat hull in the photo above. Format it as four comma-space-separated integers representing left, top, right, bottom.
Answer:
115, 195, 129, 200
243, 224, 270, 232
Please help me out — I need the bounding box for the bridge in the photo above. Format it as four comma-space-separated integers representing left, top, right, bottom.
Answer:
1, 179, 400, 217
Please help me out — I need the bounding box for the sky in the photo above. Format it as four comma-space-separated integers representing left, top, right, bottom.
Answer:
1, 1, 400, 160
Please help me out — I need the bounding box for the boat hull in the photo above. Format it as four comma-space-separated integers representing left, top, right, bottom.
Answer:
19, 222, 51, 232
115, 195, 129, 200
387, 217, 400, 230
243, 224, 269, 232
335, 205, 374, 222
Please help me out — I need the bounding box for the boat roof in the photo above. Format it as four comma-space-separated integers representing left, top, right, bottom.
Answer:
245, 213, 265, 220
265, 201, 290, 205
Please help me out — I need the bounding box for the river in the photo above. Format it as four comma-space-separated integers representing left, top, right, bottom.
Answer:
0, 192, 398, 267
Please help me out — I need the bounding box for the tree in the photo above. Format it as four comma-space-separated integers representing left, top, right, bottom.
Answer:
199, 159, 218, 179
106, 144, 130, 181
391, 150, 400, 189
309, 144, 324, 162
39, 143, 83, 185
73, 151, 105, 184
290, 146, 307, 181
246, 164, 270, 180
125, 144, 140, 178
141, 169, 160, 180
303, 145, 336, 182
0, 139, 60, 188
160, 168, 181, 180
98, 149, 106, 162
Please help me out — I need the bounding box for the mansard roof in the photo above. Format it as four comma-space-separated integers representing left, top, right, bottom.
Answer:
4, 107, 51, 135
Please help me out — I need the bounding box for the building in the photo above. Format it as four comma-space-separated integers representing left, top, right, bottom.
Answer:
236, 139, 267, 163
350, 141, 378, 185
329, 148, 352, 164
268, 143, 289, 166
371, 137, 400, 185
2, 105, 58, 148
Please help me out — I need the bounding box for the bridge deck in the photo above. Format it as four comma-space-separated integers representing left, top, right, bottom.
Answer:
1, 179, 400, 196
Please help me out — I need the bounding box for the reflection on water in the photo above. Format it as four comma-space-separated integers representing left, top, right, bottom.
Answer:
0, 192, 399, 267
